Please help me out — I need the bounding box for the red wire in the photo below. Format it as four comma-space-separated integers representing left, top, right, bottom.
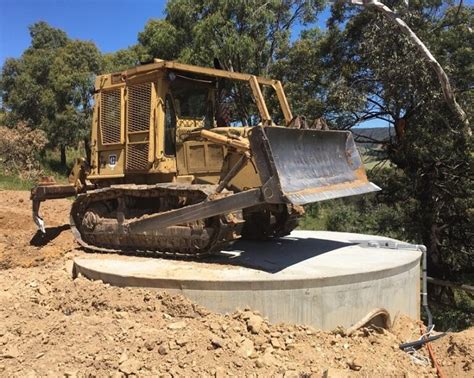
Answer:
420, 324, 446, 378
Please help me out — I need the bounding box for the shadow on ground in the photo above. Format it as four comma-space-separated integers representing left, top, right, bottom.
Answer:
209, 236, 356, 273
30, 224, 70, 247
72, 231, 357, 274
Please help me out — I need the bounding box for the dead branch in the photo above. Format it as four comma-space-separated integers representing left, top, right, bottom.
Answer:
349, 0, 471, 137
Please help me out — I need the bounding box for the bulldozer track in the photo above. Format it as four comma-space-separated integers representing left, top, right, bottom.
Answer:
70, 183, 302, 258
70, 183, 244, 258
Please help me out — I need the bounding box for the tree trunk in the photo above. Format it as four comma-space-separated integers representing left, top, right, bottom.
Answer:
60, 145, 67, 167
418, 171, 445, 279
84, 137, 91, 163
351, 0, 471, 136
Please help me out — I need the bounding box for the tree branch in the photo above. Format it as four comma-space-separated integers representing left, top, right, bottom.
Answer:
349, 0, 471, 136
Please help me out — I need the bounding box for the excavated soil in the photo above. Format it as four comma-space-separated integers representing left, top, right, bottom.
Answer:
0, 190, 74, 269
0, 190, 472, 377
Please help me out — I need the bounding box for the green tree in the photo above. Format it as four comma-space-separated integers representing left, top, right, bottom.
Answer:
102, 47, 141, 73
136, 0, 324, 124
289, 1, 473, 279
49, 39, 101, 161
0, 22, 101, 165
270, 28, 329, 120
139, 0, 323, 73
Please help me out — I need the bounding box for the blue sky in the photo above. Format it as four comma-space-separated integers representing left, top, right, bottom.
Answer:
0, 0, 329, 64
0, 0, 168, 64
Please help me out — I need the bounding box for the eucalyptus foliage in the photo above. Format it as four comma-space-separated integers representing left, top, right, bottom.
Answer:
0, 22, 101, 164
291, 1, 473, 277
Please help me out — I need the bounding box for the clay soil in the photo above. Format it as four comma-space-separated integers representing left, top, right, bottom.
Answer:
0, 190, 472, 377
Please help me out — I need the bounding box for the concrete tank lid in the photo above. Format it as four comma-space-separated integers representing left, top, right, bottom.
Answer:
73, 231, 422, 289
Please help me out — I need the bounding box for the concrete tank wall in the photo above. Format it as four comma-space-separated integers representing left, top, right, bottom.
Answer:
73, 231, 422, 330
173, 261, 420, 329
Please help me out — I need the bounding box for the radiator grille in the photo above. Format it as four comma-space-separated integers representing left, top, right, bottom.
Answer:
125, 82, 152, 171
127, 144, 149, 171
100, 90, 121, 144
127, 82, 152, 132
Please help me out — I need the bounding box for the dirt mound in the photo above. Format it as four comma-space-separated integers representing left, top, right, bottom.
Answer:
0, 263, 440, 377
0, 190, 75, 269
0, 190, 471, 376
432, 328, 474, 376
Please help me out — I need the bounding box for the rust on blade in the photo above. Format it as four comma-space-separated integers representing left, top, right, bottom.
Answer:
286, 178, 369, 198
249, 126, 380, 205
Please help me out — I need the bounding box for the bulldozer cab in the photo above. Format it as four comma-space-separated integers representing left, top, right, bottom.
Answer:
168, 78, 215, 129
88, 59, 287, 179
163, 67, 282, 133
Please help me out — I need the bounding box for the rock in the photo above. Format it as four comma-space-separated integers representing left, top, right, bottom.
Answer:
263, 345, 274, 354
260, 351, 277, 367
186, 343, 195, 354
247, 314, 263, 334
178, 361, 187, 369
176, 337, 189, 347
283, 371, 299, 378
211, 337, 224, 349
347, 358, 362, 371
232, 326, 242, 334
167, 321, 186, 330
119, 358, 142, 375
322, 367, 350, 377
144, 340, 155, 351
368, 335, 377, 344
118, 351, 128, 364
114, 311, 129, 320
253, 335, 267, 348
169, 340, 179, 350
261, 323, 270, 334
238, 338, 254, 358
214, 366, 225, 378
37, 287, 48, 295
158, 345, 168, 355
23, 369, 37, 378
271, 338, 283, 349
63, 370, 78, 377
1, 345, 19, 358
233, 360, 243, 368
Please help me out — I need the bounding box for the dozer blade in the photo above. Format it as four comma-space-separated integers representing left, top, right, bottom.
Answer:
249, 126, 380, 205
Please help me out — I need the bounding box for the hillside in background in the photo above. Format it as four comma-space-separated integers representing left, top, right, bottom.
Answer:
351, 127, 393, 148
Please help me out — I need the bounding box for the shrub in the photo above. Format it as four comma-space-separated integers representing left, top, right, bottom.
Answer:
0, 122, 48, 180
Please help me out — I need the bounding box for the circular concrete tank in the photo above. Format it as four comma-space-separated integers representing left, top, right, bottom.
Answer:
73, 230, 422, 330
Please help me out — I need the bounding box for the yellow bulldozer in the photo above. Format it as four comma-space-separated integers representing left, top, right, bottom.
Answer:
31, 59, 379, 257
